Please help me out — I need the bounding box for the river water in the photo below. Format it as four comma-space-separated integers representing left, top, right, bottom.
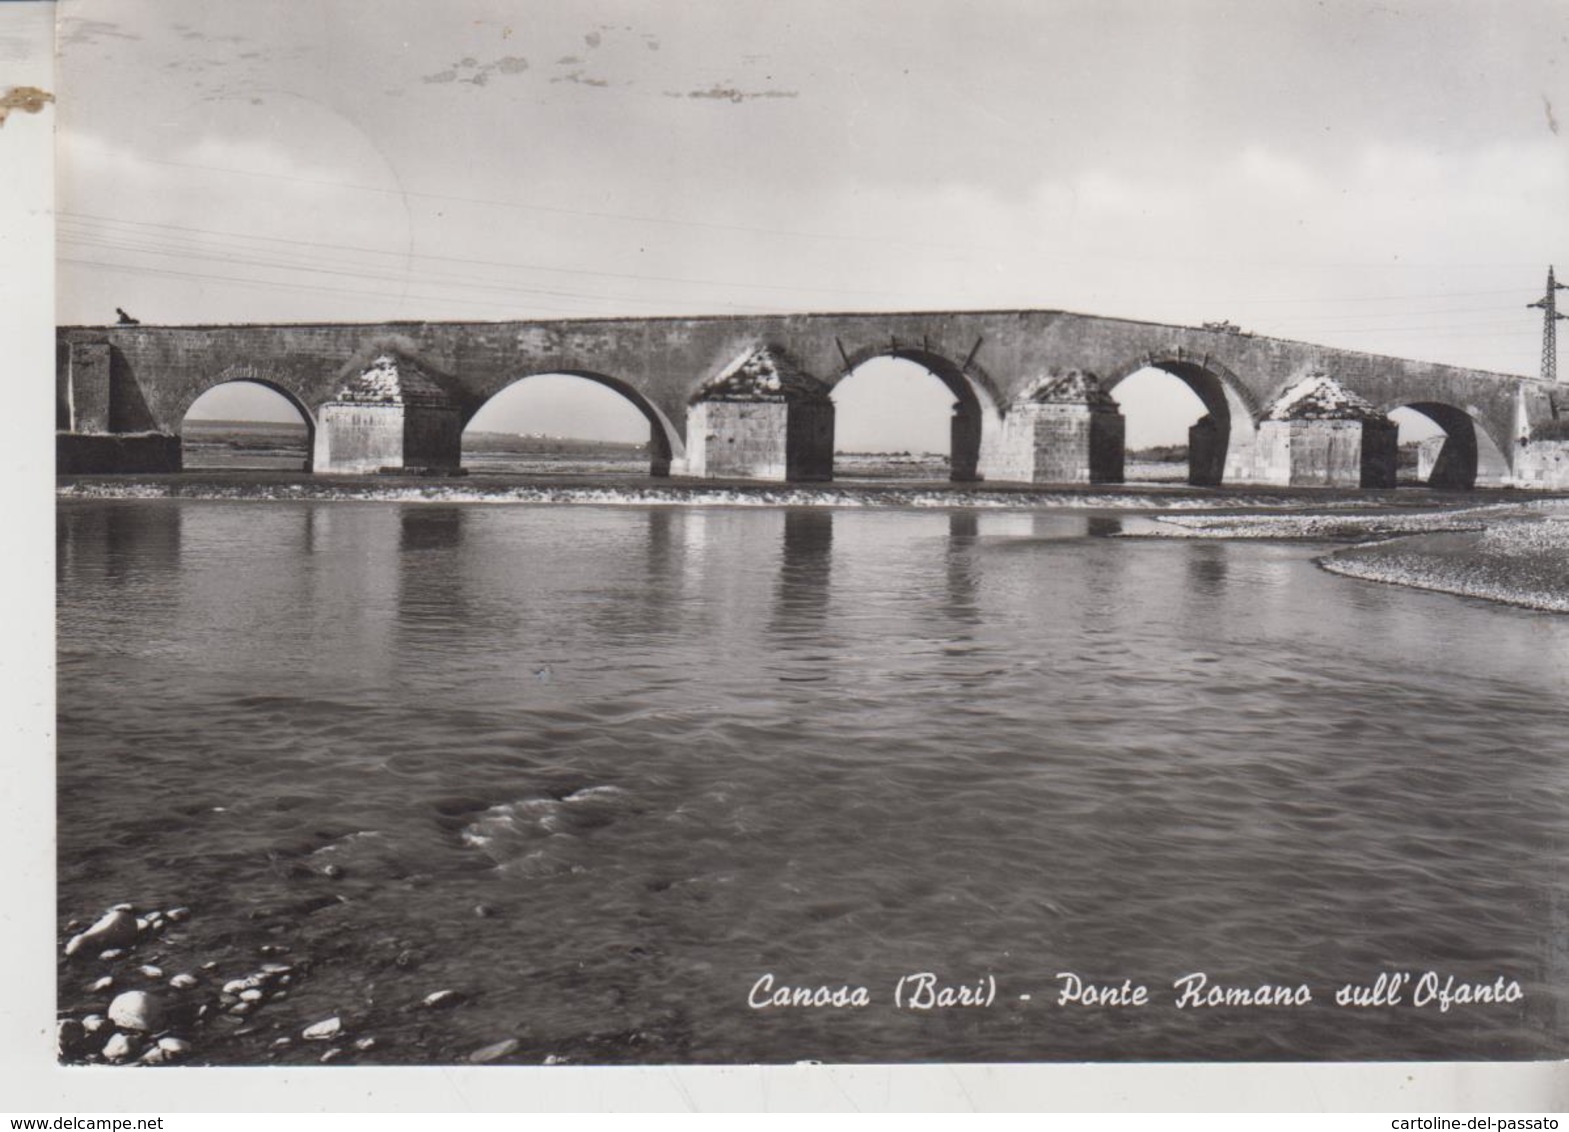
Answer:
55, 498, 1569, 1064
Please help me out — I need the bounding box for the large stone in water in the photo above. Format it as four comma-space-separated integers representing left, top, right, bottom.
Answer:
107, 990, 164, 1032
422, 989, 464, 1009
64, 910, 138, 957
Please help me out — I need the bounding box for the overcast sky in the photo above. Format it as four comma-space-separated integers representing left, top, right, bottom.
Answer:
55, 0, 1569, 447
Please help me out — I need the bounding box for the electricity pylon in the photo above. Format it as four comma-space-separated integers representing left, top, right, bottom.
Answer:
1527, 266, 1569, 383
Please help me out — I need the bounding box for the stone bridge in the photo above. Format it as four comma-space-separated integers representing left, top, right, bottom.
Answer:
55, 309, 1565, 488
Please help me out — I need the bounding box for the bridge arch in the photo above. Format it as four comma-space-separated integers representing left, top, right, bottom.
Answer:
832, 346, 1004, 482
1381, 400, 1511, 489
1105, 354, 1259, 485
464, 370, 682, 477
177, 378, 317, 472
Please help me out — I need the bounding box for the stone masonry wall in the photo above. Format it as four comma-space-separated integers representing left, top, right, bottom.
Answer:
62, 342, 112, 433
686, 401, 791, 480
1255, 419, 1366, 487
991, 403, 1124, 484
1514, 439, 1569, 489
315, 404, 406, 474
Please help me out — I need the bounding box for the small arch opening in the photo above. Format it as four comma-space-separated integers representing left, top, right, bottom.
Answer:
1108, 362, 1238, 485
1389, 407, 1449, 486
462, 372, 670, 477
1109, 366, 1210, 483
1387, 402, 1508, 489
181, 381, 313, 471
831, 354, 981, 481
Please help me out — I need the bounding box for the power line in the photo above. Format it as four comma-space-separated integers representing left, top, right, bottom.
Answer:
63, 142, 988, 256
58, 211, 953, 304
57, 232, 783, 314
61, 211, 1554, 327
55, 256, 742, 318
63, 141, 1559, 274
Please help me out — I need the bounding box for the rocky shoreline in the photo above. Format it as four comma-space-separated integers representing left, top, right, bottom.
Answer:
55, 899, 555, 1067
1134, 501, 1569, 613
1319, 509, 1569, 613
56, 901, 392, 1067
56, 889, 683, 1067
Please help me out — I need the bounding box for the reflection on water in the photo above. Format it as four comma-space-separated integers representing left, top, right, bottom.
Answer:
55, 499, 1569, 1065
772, 509, 834, 639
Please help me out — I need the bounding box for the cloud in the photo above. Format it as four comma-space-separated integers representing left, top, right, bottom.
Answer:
551, 70, 609, 89
57, 18, 139, 47
668, 85, 798, 103
421, 55, 529, 85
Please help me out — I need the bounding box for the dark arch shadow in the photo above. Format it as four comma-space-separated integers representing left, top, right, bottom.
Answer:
177, 378, 317, 473
1386, 401, 1510, 489
466, 370, 680, 477
1106, 357, 1256, 486
833, 347, 1003, 482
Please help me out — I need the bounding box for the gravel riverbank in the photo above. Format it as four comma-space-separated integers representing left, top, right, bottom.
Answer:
1133, 501, 1569, 613
1319, 506, 1569, 613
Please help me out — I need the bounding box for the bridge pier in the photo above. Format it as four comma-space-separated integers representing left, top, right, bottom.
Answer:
988, 371, 1125, 484
1253, 373, 1397, 488
314, 353, 463, 475
685, 347, 834, 482
56, 340, 182, 473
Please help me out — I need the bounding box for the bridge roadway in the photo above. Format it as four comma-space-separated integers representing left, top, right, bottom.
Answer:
55, 308, 1559, 487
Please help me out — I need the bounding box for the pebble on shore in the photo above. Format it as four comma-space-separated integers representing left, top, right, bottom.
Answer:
64, 909, 139, 957
468, 1038, 519, 1064
302, 1016, 342, 1041
101, 1033, 139, 1062
107, 990, 164, 1033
